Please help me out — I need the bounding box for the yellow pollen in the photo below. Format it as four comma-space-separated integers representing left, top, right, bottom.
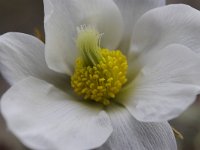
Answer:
71, 49, 128, 105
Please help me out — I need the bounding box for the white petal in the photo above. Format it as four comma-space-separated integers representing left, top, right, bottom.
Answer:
0, 33, 66, 87
119, 44, 200, 122
113, 0, 165, 54
44, 0, 123, 74
131, 4, 200, 55
97, 104, 177, 150
1, 77, 112, 150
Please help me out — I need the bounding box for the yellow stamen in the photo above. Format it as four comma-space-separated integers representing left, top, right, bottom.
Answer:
71, 26, 128, 105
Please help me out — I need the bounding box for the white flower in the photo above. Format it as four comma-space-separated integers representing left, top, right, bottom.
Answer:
1, 0, 200, 150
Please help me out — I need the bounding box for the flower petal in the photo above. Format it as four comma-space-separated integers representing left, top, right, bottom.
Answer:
44, 0, 123, 74
131, 4, 200, 55
113, 0, 165, 54
1, 77, 112, 150
0, 32, 66, 88
97, 104, 177, 150
119, 44, 200, 122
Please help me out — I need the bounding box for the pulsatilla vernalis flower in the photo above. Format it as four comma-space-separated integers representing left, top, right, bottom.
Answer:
1, 0, 200, 150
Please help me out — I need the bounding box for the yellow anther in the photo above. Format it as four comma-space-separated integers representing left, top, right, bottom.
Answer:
103, 99, 110, 105
107, 78, 113, 82
90, 83, 95, 88
71, 49, 128, 105
97, 86, 103, 90
99, 78, 105, 82
71, 26, 128, 105
108, 92, 115, 98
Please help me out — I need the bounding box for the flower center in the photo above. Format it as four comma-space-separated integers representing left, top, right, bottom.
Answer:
71, 26, 128, 105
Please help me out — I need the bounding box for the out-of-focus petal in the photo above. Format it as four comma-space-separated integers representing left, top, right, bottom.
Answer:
113, 0, 165, 54
119, 44, 200, 122
0, 33, 66, 88
131, 4, 200, 55
1, 77, 112, 150
97, 104, 177, 150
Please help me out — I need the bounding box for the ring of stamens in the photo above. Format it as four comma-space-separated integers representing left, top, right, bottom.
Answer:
71, 49, 128, 105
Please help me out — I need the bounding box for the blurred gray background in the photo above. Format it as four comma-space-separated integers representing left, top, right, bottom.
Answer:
0, 0, 200, 150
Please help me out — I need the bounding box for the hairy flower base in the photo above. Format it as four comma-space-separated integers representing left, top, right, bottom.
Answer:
71, 49, 128, 105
